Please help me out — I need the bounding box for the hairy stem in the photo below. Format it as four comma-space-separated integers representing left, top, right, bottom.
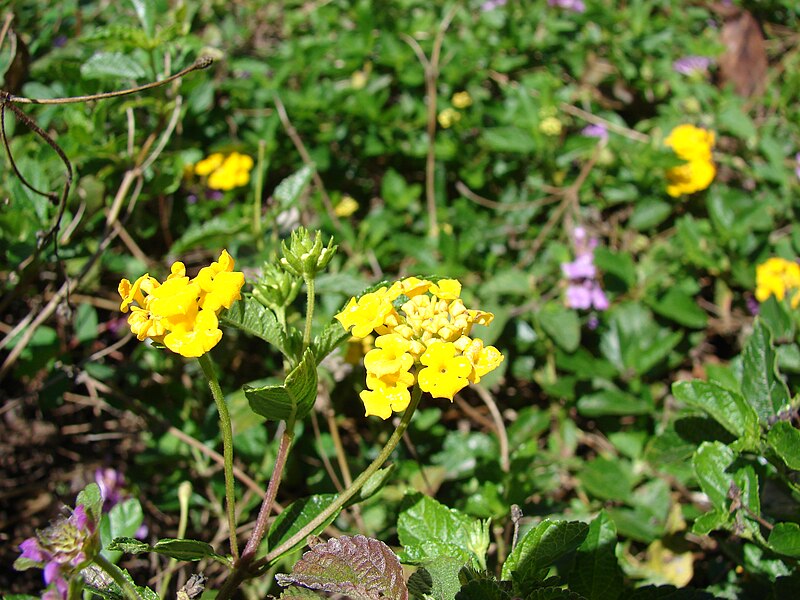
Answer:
198, 353, 239, 561
94, 552, 144, 600
302, 276, 316, 351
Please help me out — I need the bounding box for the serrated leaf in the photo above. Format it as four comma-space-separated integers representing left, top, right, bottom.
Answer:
455, 579, 513, 600
501, 520, 589, 590
568, 511, 622, 600
672, 380, 759, 447
275, 535, 407, 600
274, 165, 315, 208
221, 296, 288, 357
81, 52, 147, 80
767, 421, 800, 470
398, 495, 489, 568
409, 557, 465, 600
152, 538, 218, 561
245, 348, 317, 421
267, 494, 339, 560
277, 587, 321, 599
769, 522, 800, 558
741, 320, 791, 423
312, 319, 350, 365
692, 442, 735, 513
107, 537, 152, 554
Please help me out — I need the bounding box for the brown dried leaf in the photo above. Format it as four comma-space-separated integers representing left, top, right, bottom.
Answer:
717, 8, 768, 97
276, 535, 408, 600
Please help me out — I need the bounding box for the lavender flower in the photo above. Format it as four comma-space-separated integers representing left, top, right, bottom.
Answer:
672, 56, 712, 76
562, 226, 609, 312
548, 0, 586, 13
95, 468, 125, 512
581, 123, 609, 141
795, 152, 800, 180
480, 0, 507, 11
17, 505, 98, 599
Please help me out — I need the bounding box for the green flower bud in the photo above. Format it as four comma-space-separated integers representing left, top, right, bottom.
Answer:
279, 227, 338, 279
253, 262, 302, 311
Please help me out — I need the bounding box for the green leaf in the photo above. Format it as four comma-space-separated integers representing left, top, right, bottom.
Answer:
275, 535, 408, 600
758, 296, 794, 341
312, 319, 350, 365
455, 579, 513, 600
579, 458, 640, 502
81, 52, 147, 80
152, 538, 218, 561
648, 289, 707, 329
629, 199, 671, 230
568, 511, 622, 600
245, 348, 317, 422
221, 296, 288, 357
76, 482, 104, 524
274, 165, 315, 208
106, 537, 152, 554
408, 557, 465, 600
539, 303, 580, 353
770, 523, 800, 557
129, 0, 156, 38
577, 389, 652, 417
629, 585, 716, 599
74, 303, 99, 344
501, 520, 589, 589
267, 494, 339, 560
398, 494, 489, 568
481, 127, 536, 153
768, 421, 800, 470
526, 589, 588, 600
692, 442, 735, 512
101, 498, 144, 562
169, 216, 248, 256
345, 465, 395, 508
672, 381, 759, 447
741, 320, 791, 423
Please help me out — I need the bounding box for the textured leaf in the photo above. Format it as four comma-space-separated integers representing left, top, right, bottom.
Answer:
76, 482, 104, 523
81, 52, 147, 80
107, 537, 151, 554
767, 421, 800, 470
741, 320, 790, 423
769, 522, 800, 558
277, 587, 321, 599
221, 296, 288, 357
101, 499, 144, 562
152, 538, 218, 561
398, 494, 489, 567
245, 348, 317, 422
692, 442, 735, 512
267, 494, 339, 559
578, 458, 639, 502
568, 511, 622, 600
501, 520, 589, 589
526, 588, 588, 600
407, 557, 465, 600
274, 165, 314, 208
312, 318, 350, 365
455, 579, 513, 600
275, 535, 407, 600
672, 380, 759, 447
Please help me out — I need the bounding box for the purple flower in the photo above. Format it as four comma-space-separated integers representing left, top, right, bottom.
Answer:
96, 468, 125, 511
795, 152, 800, 180
548, 0, 586, 13
562, 226, 609, 313
16, 504, 97, 599
672, 56, 713, 76
561, 252, 596, 279
480, 0, 507, 11
582, 124, 609, 141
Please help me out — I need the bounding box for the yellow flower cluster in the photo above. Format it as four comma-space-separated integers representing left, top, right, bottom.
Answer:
118, 250, 245, 357
664, 124, 716, 197
334, 195, 359, 217
335, 277, 504, 419
755, 257, 800, 307
194, 152, 254, 191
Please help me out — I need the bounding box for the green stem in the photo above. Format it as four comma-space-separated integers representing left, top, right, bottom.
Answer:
302, 276, 315, 350
94, 552, 144, 600
198, 353, 239, 561
258, 384, 423, 567
159, 481, 192, 598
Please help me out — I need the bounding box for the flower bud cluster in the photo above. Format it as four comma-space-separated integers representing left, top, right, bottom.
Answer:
335, 277, 504, 419
118, 250, 245, 357
17, 505, 98, 599
664, 124, 716, 197
280, 227, 337, 279
253, 262, 303, 312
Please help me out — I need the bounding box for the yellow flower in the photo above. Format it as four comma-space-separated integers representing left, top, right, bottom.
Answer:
756, 258, 800, 307
339, 277, 504, 418
418, 341, 473, 400
118, 250, 245, 358
334, 195, 359, 217
664, 124, 716, 197
539, 116, 563, 137
452, 91, 472, 109
437, 107, 461, 129
334, 289, 395, 338
351, 70, 368, 90
195, 152, 254, 191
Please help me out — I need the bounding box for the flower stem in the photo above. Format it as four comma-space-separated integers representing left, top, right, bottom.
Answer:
94, 552, 144, 600
198, 353, 239, 561
302, 276, 315, 351
258, 384, 422, 566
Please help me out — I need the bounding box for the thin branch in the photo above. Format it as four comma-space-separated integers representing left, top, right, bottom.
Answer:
472, 384, 510, 473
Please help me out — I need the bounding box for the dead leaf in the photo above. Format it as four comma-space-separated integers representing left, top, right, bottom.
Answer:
716, 7, 768, 97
